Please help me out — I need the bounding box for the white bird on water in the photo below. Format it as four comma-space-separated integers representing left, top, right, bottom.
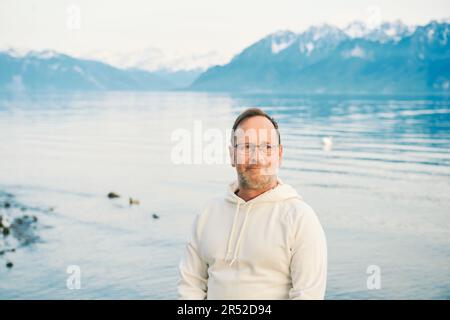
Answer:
322, 136, 333, 151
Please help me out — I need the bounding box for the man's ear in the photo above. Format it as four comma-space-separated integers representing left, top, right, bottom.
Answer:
229, 145, 236, 167
278, 144, 283, 167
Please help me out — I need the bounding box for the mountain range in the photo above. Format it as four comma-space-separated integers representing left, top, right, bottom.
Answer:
191, 20, 450, 94
1, 20, 449, 94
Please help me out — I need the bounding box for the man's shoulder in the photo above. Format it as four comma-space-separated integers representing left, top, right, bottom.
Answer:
196, 195, 227, 217
282, 197, 318, 221
204, 194, 227, 207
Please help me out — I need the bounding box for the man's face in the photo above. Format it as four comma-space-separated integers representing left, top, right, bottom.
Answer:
229, 116, 283, 190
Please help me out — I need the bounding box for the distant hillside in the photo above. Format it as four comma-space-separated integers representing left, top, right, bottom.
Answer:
0, 50, 179, 91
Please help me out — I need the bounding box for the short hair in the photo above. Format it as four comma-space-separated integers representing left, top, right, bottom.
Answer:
231, 108, 281, 145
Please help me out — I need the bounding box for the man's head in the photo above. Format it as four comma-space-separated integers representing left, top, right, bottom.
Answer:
229, 108, 283, 190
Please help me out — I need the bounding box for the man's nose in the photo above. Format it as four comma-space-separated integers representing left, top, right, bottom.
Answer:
248, 149, 269, 165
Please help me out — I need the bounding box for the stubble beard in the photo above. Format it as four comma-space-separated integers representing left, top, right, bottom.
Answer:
238, 168, 277, 190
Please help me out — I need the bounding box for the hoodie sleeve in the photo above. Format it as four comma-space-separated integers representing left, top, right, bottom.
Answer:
288, 203, 327, 300
177, 212, 209, 300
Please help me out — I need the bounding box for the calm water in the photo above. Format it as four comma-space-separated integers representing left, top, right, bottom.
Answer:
0, 91, 449, 299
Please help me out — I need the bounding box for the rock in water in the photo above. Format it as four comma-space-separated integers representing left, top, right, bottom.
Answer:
1, 215, 12, 228
1, 215, 11, 236
107, 192, 120, 199
129, 197, 140, 206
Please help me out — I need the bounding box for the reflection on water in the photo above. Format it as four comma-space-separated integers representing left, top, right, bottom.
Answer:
0, 91, 449, 299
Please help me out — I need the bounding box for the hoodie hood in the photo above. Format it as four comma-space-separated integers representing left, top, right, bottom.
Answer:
224, 178, 302, 266
226, 177, 302, 205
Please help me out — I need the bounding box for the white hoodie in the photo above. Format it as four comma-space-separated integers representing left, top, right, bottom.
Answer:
177, 178, 327, 300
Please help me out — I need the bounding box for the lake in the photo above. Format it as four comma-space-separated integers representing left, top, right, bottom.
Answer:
0, 91, 449, 299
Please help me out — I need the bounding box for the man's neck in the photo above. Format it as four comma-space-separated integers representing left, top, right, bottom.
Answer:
236, 179, 278, 202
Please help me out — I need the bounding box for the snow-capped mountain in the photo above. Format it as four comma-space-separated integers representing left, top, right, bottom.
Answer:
80, 47, 208, 88
0, 44, 222, 91
343, 21, 371, 39
343, 20, 416, 42
366, 20, 416, 43
191, 20, 450, 93
80, 47, 229, 72
1, 19, 448, 93
270, 30, 297, 54
0, 46, 210, 91
0, 50, 176, 91
233, 20, 415, 63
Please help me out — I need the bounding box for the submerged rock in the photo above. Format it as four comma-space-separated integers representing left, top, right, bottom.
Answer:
0, 248, 16, 255
1, 191, 47, 270
1, 192, 42, 254
0, 215, 11, 229
129, 197, 140, 206
107, 192, 120, 199
0, 215, 11, 235
10, 216, 39, 245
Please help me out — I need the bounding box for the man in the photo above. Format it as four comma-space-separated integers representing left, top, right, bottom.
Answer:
177, 108, 327, 300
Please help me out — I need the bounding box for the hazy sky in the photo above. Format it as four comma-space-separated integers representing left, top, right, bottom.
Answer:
1, 0, 449, 66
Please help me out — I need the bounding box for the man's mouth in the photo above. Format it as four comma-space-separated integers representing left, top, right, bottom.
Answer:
246, 166, 264, 170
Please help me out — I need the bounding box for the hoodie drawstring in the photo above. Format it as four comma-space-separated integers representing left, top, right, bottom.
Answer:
228, 202, 253, 267
225, 201, 240, 262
